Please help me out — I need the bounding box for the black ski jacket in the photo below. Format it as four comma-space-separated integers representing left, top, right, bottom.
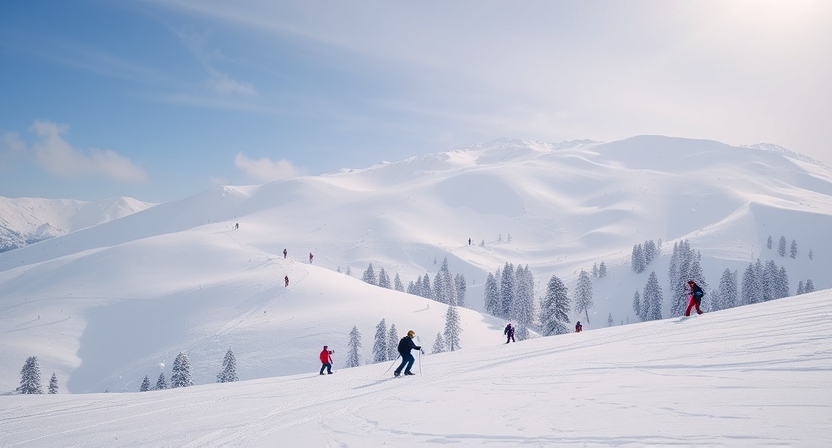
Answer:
397, 336, 421, 356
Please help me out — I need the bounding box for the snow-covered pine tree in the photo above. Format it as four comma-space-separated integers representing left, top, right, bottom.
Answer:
377, 268, 391, 289
140, 375, 151, 392
443, 303, 462, 351
421, 274, 433, 300
155, 372, 167, 390
598, 261, 607, 278
510, 265, 535, 341
767, 235, 773, 249
345, 266, 351, 276
607, 313, 614, 327
797, 280, 805, 295
432, 332, 446, 354
763, 260, 777, 301
454, 273, 467, 307
790, 240, 798, 259
17, 356, 43, 394
48, 373, 58, 394
632, 291, 642, 320
499, 262, 516, 319
217, 348, 238, 383
644, 240, 657, 265
668, 241, 680, 301
406, 280, 417, 295
805, 279, 815, 293
483, 272, 500, 316
643, 271, 664, 321
372, 319, 388, 363
778, 236, 787, 257
775, 266, 789, 299
715, 268, 739, 311
540, 275, 570, 335
631, 244, 646, 273
346, 326, 362, 368
387, 324, 399, 361
394, 273, 404, 292
592, 263, 598, 278
171, 352, 193, 388
741, 263, 763, 305
362, 264, 377, 285
574, 269, 594, 324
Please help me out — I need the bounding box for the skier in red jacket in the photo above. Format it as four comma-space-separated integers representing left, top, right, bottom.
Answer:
575, 321, 583, 333
684, 280, 704, 316
319, 346, 334, 375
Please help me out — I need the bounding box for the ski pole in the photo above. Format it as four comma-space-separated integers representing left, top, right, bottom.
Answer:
417, 336, 423, 375
381, 355, 400, 377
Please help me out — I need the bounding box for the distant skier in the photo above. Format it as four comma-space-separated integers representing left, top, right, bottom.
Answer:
284, 275, 289, 287
504, 323, 515, 343
394, 330, 423, 377
283, 248, 287, 259
309, 252, 313, 264
684, 280, 704, 316
468, 238, 472, 246
575, 321, 582, 333
319, 345, 334, 375
234, 223, 239, 230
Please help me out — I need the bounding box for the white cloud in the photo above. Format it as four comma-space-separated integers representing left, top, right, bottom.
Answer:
0, 131, 28, 172
207, 71, 257, 96
234, 153, 306, 182
29, 121, 149, 183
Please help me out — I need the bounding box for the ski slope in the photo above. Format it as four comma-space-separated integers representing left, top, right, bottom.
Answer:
2, 291, 830, 446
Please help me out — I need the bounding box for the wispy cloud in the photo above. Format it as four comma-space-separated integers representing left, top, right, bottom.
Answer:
206, 71, 256, 96
175, 27, 258, 97
30, 121, 149, 183
0, 131, 28, 173
234, 153, 306, 182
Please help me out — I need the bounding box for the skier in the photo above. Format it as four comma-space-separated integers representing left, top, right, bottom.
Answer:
393, 330, 423, 377
283, 248, 287, 259
234, 223, 239, 230
684, 280, 704, 316
309, 252, 313, 264
504, 323, 515, 343
284, 275, 289, 287
575, 321, 582, 333
468, 238, 472, 246
319, 345, 334, 375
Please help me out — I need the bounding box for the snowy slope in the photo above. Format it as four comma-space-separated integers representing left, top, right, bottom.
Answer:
1, 291, 830, 446
1, 135, 831, 395
0, 196, 156, 252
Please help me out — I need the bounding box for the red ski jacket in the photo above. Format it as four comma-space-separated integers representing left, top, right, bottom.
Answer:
320, 349, 333, 364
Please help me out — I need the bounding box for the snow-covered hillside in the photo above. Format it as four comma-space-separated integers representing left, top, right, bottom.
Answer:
2, 291, 830, 446
1, 135, 831, 395
0, 196, 155, 252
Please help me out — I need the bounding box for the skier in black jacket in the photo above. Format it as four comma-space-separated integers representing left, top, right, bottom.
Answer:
394, 330, 423, 376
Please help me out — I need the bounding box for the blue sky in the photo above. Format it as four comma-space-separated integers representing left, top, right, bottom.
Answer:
2, 0, 831, 203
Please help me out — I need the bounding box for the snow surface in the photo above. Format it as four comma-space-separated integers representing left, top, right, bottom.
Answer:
1, 291, 830, 446
1, 135, 831, 401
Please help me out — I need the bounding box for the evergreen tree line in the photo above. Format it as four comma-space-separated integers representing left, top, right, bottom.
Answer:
138, 349, 237, 392
538, 269, 595, 335
404, 258, 467, 307
360, 264, 406, 292
591, 261, 608, 278
16, 356, 58, 395
631, 239, 661, 273
483, 262, 536, 340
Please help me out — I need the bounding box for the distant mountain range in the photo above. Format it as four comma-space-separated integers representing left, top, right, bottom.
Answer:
0, 196, 156, 252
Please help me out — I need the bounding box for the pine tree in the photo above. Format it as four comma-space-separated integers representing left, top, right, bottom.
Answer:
346, 326, 362, 368
387, 324, 399, 361
592, 263, 598, 278
217, 348, 238, 383
345, 266, 351, 276
17, 356, 43, 394
140, 375, 151, 392
741, 263, 762, 305
499, 263, 516, 319
454, 273, 467, 308
607, 313, 614, 327
444, 304, 462, 351
778, 236, 787, 257
171, 352, 193, 388
598, 261, 607, 278
372, 319, 388, 363
483, 272, 500, 316
767, 235, 773, 249
632, 291, 642, 320
377, 268, 391, 289
510, 265, 535, 341
48, 373, 58, 394
805, 279, 815, 293
155, 372, 167, 390
644, 240, 657, 265
362, 264, 377, 285
775, 266, 789, 299
763, 260, 778, 301
631, 244, 646, 273
790, 240, 798, 259
797, 280, 805, 295
540, 275, 570, 335
394, 273, 404, 292
715, 268, 738, 310
574, 270, 594, 324
808, 249, 813, 260
421, 274, 433, 300
432, 332, 446, 354
643, 272, 664, 321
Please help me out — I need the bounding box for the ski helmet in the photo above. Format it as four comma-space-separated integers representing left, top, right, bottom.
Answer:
407, 330, 415, 337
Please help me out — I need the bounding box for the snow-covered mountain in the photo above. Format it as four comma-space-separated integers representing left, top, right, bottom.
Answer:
1, 135, 831, 396
0, 196, 156, 252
